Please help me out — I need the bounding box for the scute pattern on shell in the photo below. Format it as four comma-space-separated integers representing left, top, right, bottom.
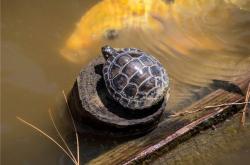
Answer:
103, 48, 169, 109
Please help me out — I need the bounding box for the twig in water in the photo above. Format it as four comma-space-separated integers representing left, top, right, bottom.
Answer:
241, 83, 250, 126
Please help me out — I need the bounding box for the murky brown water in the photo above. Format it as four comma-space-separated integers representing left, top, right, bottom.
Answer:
1, 0, 250, 164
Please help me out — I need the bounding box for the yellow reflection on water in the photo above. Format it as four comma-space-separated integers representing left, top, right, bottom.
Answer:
61, 0, 170, 63
61, 0, 250, 63
61, 0, 250, 105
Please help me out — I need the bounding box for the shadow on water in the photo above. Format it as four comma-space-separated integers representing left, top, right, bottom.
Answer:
211, 79, 244, 96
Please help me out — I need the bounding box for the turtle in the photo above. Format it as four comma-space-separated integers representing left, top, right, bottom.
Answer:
101, 45, 170, 110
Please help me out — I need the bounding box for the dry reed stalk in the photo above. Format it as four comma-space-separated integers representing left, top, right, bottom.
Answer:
16, 117, 78, 165
17, 90, 81, 165
170, 102, 250, 117
48, 109, 77, 163
171, 83, 250, 121
241, 83, 250, 126
62, 90, 80, 165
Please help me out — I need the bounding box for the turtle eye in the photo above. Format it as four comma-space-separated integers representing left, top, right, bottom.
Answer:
104, 53, 109, 59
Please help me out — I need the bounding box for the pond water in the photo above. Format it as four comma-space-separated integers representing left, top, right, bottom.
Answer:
1, 0, 250, 164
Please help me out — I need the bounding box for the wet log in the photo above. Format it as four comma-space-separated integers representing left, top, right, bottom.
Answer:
68, 57, 167, 137
88, 73, 250, 164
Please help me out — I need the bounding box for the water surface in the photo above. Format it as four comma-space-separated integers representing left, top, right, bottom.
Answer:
1, 0, 250, 164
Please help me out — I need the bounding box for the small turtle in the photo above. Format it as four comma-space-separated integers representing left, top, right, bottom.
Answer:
102, 45, 170, 110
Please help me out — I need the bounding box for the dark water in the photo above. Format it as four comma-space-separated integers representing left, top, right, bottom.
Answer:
1, 0, 250, 164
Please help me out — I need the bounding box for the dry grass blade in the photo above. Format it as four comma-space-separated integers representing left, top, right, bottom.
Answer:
63, 90, 80, 165
203, 102, 249, 109
241, 83, 250, 126
48, 109, 77, 164
170, 101, 250, 117
16, 116, 77, 165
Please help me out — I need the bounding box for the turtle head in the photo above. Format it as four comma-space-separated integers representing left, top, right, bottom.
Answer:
101, 45, 117, 60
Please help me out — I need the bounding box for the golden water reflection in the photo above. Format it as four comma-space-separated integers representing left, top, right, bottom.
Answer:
62, 0, 250, 103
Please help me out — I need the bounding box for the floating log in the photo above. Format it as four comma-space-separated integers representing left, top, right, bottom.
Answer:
68, 57, 167, 137
88, 73, 249, 164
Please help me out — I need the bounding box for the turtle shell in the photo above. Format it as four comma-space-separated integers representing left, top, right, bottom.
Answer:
102, 47, 169, 110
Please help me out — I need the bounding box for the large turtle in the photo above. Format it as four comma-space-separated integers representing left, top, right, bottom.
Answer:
102, 45, 170, 110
